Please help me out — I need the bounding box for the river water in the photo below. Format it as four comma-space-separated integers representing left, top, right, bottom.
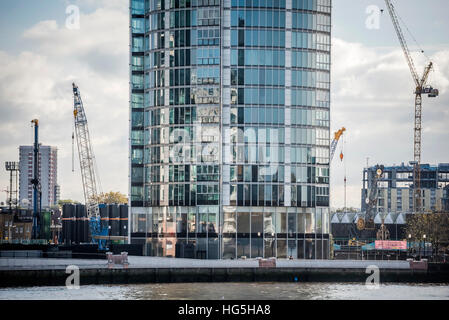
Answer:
0, 282, 448, 300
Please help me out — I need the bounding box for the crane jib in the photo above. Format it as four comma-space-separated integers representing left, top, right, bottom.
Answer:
72, 83, 101, 220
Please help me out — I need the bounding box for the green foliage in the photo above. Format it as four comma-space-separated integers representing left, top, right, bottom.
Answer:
93, 191, 128, 205
333, 207, 359, 213
406, 213, 449, 253
58, 199, 80, 205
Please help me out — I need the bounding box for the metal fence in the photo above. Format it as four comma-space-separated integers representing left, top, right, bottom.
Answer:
0, 239, 49, 245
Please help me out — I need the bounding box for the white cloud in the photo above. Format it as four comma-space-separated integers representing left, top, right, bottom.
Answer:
1, 4, 448, 212
0, 2, 129, 204
331, 37, 449, 209
23, 20, 59, 39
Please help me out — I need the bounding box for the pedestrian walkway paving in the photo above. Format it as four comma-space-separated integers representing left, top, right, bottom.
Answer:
0, 256, 411, 270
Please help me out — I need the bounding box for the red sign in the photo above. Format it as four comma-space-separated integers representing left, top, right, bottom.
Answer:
375, 240, 407, 250
258, 259, 276, 268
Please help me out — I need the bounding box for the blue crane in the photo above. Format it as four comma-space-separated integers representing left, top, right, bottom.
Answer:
72, 83, 108, 250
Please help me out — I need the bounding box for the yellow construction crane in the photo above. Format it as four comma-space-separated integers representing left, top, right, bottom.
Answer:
330, 127, 346, 162
384, 0, 439, 214
330, 127, 347, 212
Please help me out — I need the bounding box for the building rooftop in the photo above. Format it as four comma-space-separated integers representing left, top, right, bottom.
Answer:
366, 163, 449, 172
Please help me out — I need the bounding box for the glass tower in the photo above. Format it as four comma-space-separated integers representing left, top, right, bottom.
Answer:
130, 0, 332, 259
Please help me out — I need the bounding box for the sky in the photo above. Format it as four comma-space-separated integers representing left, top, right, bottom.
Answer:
0, 0, 448, 209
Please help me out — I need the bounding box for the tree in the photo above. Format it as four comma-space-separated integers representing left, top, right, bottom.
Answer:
406, 213, 449, 257
58, 199, 80, 205
93, 191, 128, 204
333, 207, 359, 213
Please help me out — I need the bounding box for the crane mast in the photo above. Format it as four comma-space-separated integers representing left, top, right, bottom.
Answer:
363, 165, 384, 230
384, 0, 438, 214
72, 83, 100, 219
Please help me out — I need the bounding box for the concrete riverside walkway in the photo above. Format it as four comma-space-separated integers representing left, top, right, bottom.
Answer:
0, 256, 411, 271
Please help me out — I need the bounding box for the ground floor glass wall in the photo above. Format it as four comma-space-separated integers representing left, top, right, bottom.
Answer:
221, 206, 329, 259
131, 205, 330, 259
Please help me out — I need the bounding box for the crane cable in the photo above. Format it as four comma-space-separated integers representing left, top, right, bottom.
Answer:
93, 152, 103, 197
72, 118, 75, 173
338, 132, 346, 211
342, 134, 347, 212
390, 1, 431, 62
30, 121, 34, 146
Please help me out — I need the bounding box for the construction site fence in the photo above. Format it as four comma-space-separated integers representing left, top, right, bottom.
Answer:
0, 239, 49, 245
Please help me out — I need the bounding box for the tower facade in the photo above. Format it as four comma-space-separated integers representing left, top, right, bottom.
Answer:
130, 0, 331, 259
19, 145, 59, 209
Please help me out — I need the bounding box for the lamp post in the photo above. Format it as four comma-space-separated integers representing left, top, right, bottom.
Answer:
10, 224, 16, 242
7, 221, 16, 242
108, 225, 111, 245
422, 234, 426, 259
408, 234, 412, 258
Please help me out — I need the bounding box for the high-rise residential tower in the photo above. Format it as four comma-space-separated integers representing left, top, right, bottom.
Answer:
19, 145, 59, 209
130, 0, 331, 259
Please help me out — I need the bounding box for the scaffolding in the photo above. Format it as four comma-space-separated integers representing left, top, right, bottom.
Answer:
4, 162, 19, 213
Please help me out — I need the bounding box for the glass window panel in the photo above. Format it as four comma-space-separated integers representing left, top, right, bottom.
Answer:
237, 238, 250, 258
316, 239, 323, 259
305, 239, 315, 259
208, 211, 218, 233
305, 212, 315, 233
316, 209, 322, 233
223, 237, 236, 259
223, 210, 236, 233
277, 239, 287, 258
264, 237, 275, 257
237, 212, 250, 233
297, 239, 305, 259
251, 212, 263, 234
275, 211, 286, 233
288, 240, 297, 259
251, 237, 263, 258
288, 212, 296, 234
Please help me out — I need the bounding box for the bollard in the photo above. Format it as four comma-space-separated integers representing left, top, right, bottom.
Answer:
121, 252, 129, 268
106, 252, 114, 268
106, 251, 129, 269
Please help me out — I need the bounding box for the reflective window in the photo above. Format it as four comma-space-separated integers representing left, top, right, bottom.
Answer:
131, 0, 145, 15
131, 0, 331, 259
231, 10, 285, 28
132, 36, 144, 52
132, 18, 145, 33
